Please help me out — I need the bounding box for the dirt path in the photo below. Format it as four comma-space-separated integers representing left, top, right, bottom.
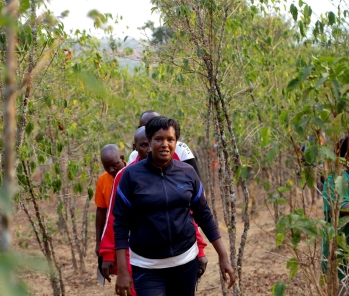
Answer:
11, 190, 319, 295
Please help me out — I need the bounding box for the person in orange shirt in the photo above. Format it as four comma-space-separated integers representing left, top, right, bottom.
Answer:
95, 144, 126, 256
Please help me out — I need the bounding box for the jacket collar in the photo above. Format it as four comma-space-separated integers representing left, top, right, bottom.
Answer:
145, 152, 174, 175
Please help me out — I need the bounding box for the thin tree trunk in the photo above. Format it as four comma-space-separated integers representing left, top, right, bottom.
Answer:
0, 0, 17, 252
216, 82, 251, 296
20, 200, 44, 253
16, 0, 37, 151
57, 193, 78, 271
213, 114, 229, 296
70, 195, 85, 270
22, 160, 64, 295
81, 195, 90, 258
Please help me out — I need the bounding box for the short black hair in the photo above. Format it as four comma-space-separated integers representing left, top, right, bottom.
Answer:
145, 116, 180, 140
338, 136, 349, 158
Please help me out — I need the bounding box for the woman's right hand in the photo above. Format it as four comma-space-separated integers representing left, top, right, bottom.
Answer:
115, 269, 133, 296
211, 238, 236, 289
219, 258, 235, 289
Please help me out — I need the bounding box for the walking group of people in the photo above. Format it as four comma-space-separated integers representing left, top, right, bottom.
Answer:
94, 110, 235, 296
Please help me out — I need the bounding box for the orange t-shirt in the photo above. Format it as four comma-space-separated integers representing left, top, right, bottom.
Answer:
95, 172, 114, 208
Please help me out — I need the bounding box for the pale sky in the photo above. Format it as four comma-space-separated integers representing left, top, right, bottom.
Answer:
44, 0, 341, 39
44, 0, 161, 39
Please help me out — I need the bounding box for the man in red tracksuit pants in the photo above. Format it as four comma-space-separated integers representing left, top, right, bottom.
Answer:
99, 127, 207, 295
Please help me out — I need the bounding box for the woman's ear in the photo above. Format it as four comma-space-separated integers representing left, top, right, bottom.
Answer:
120, 155, 127, 166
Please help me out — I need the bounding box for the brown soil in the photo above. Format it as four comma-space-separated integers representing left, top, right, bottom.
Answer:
11, 187, 321, 296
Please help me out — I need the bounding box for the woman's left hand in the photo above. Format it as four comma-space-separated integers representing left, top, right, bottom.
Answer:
219, 258, 235, 289
115, 269, 132, 296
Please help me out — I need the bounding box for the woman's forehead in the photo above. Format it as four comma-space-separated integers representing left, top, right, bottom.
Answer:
153, 127, 175, 136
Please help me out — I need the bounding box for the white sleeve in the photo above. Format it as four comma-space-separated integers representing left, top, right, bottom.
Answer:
127, 150, 138, 165
175, 141, 195, 162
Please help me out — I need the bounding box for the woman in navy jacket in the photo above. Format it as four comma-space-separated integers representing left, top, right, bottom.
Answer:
113, 116, 235, 296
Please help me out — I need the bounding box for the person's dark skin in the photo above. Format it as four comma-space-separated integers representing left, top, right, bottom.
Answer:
102, 128, 150, 282
95, 145, 125, 256
138, 112, 207, 271
115, 127, 235, 296
138, 111, 160, 128
150, 126, 177, 167
341, 204, 349, 216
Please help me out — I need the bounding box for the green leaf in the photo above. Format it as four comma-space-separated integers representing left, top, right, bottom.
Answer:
298, 21, 305, 37
57, 142, 64, 153
260, 126, 271, 147
297, 225, 317, 236
57, 201, 64, 214
279, 110, 290, 126
53, 163, 60, 175
87, 186, 94, 201
277, 187, 290, 193
341, 84, 349, 96
241, 166, 248, 181
286, 258, 298, 279
38, 154, 46, 165
319, 274, 326, 286
44, 172, 52, 184
52, 179, 62, 193
301, 66, 313, 81
19, 0, 30, 13
298, 117, 309, 127
319, 109, 331, 122
305, 167, 315, 188
337, 232, 348, 250
291, 229, 301, 247
25, 122, 34, 136
311, 117, 324, 128
319, 147, 336, 161
196, 47, 201, 57
327, 225, 335, 240
332, 113, 343, 134
332, 80, 340, 100
315, 77, 328, 88
335, 176, 348, 198
73, 182, 83, 195
267, 143, 279, 164
276, 233, 284, 247
271, 281, 287, 296
328, 11, 336, 26
30, 161, 36, 173
339, 216, 349, 229
304, 146, 318, 164
234, 166, 248, 183
287, 78, 300, 91
234, 167, 242, 185
290, 4, 298, 21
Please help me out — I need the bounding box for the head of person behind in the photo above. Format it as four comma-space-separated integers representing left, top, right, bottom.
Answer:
100, 144, 125, 178
145, 116, 180, 168
138, 110, 160, 128
134, 126, 150, 160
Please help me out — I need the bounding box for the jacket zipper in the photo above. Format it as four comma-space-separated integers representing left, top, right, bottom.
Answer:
162, 172, 173, 256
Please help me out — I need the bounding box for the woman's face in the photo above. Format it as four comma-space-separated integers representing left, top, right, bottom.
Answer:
150, 127, 177, 167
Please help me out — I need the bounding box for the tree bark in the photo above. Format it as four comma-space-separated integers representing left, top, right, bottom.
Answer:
0, 0, 17, 252
16, 0, 37, 151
